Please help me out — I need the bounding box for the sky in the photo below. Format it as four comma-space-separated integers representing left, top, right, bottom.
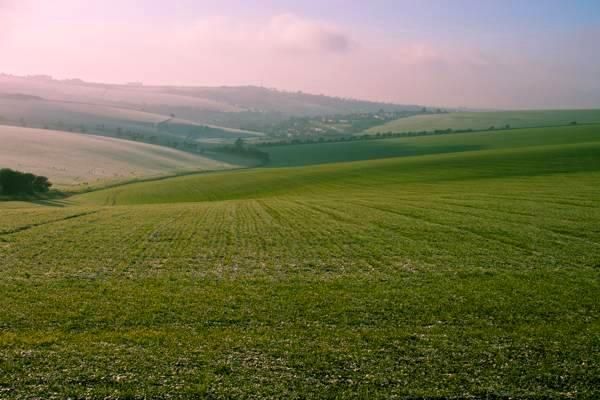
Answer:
1, 0, 599, 108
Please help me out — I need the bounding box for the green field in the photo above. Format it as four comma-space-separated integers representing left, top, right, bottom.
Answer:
0, 125, 240, 190
263, 124, 600, 167
1, 124, 599, 398
367, 109, 600, 134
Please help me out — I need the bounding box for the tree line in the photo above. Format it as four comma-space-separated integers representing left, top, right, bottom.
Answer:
215, 138, 270, 164
257, 127, 478, 147
0, 168, 52, 196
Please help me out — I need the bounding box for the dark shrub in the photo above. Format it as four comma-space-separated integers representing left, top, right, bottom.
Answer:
0, 168, 52, 195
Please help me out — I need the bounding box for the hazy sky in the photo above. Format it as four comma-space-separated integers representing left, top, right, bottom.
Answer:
1, 0, 599, 108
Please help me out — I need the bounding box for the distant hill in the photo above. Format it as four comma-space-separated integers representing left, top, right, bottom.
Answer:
0, 93, 44, 101
0, 125, 243, 190
160, 85, 421, 115
263, 124, 600, 167
0, 85, 264, 147
366, 110, 600, 134
76, 123, 600, 206
0, 74, 422, 130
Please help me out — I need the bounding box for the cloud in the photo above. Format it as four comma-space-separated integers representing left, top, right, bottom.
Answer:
0, 6, 598, 108
174, 14, 353, 55
265, 14, 352, 53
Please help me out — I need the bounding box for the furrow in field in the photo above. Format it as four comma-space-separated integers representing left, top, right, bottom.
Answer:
281, 199, 420, 272
288, 200, 359, 259
126, 207, 194, 270
416, 197, 600, 247
399, 196, 594, 235
347, 200, 540, 257
0, 210, 113, 276
238, 201, 279, 268
392, 199, 600, 266
256, 199, 333, 270
0, 209, 101, 236
255, 199, 357, 272
192, 203, 237, 273
437, 192, 600, 220
462, 193, 599, 209
171, 205, 215, 265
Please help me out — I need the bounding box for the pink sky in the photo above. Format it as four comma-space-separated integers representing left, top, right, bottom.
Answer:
1, 0, 599, 108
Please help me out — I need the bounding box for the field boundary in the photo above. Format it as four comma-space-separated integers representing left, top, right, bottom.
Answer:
259, 121, 600, 149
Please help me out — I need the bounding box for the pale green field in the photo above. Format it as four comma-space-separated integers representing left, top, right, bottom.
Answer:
367, 110, 600, 134
0, 125, 239, 189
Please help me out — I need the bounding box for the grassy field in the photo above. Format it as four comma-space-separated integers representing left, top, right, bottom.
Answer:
1, 125, 599, 398
0, 125, 240, 190
367, 109, 600, 134
263, 124, 600, 167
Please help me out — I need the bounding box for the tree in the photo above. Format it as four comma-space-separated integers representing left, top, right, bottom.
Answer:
0, 168, 52, 195
235, 138, 245, 150
33, 175, 52, 192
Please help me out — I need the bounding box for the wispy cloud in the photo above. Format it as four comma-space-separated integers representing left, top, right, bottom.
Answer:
172, 14, 353, 55
265, 14, 352, 53
0, 2, 598, 108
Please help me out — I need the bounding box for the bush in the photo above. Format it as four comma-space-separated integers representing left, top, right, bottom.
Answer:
0, 168, 52, 195
215, 139, 271, 164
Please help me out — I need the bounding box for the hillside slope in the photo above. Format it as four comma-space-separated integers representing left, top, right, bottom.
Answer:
366, 110, 600, 134
0, 125, 239, 189
77, 124, 600, 206
2, 120, 599, 398
0, 94, 263, 144
263, 124, 600, 167
0, 75, 420, 131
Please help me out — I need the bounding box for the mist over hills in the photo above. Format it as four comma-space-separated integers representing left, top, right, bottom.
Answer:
0, 74, 422, 128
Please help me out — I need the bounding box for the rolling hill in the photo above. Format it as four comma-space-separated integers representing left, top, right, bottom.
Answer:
262, 124, 600, 167
0, 92, 263, 145
2, 123, 599, 397
366, 109, 600, 134
0, 74, 421, 133
77, 138, 600, 206
0, 125, 241, 189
